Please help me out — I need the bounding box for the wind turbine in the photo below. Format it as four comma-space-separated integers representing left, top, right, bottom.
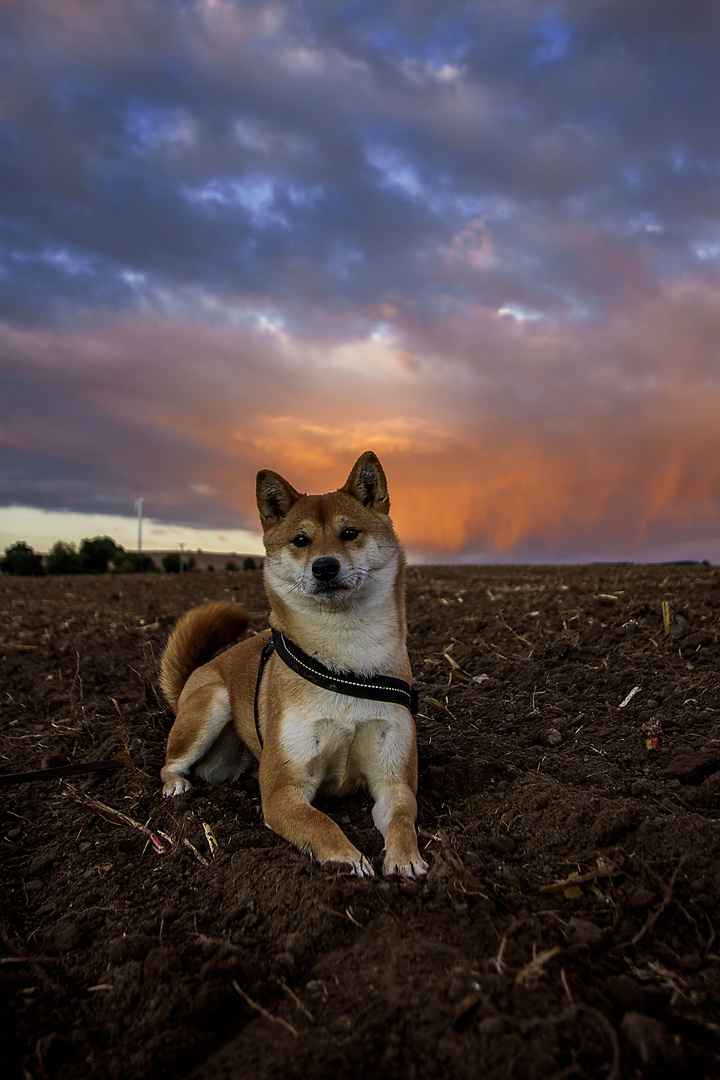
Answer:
135, 497, 143, 553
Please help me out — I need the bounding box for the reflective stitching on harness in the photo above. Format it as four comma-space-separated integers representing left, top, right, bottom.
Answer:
252, 629, 418, 749
278, 634, 414, 706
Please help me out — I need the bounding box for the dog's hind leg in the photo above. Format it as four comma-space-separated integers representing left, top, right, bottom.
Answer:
161, 682, 237, 797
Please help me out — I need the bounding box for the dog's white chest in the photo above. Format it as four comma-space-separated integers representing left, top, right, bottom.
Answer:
279, 693, 411, 797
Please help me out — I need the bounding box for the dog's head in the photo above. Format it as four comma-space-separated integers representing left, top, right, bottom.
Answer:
256, 451, 401, 606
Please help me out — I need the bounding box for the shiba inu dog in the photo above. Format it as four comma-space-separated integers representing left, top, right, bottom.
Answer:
159, 452, 427, 879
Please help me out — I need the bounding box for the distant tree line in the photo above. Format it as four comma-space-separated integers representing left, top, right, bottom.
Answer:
1, 538, 258, 576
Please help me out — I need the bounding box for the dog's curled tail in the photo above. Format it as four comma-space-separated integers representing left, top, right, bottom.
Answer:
160, 602, 250, 712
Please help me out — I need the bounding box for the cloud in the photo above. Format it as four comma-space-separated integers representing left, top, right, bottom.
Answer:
2, 0, 717, 325
0, 1, 718, 561
2, 276, 717, 560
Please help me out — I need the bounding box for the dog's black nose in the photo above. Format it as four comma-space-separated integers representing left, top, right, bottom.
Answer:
312, 556, 340, 582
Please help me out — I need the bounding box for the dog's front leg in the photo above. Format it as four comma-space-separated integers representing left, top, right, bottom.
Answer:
260, 766, 374, 876
371, 783, 428, 879
363, 714, 428, 879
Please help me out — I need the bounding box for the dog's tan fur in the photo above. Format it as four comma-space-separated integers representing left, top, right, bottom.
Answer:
159, 452, 427, 878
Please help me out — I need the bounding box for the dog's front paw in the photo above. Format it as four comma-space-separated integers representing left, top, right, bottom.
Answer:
354, 855, 376, 878
162, 775, 192, 797
323, 853, 376, 878
383, 851, 429, 880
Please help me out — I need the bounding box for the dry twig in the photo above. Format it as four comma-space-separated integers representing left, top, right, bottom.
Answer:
233, 981, 299, 1037
277, 978, 315, 1021
182, 838, 210, 867
623, 858, 684, 949
492, 930, 509, 974
74, 791, 171, 853
515, 946, 561, 988
539, 858, 621, 894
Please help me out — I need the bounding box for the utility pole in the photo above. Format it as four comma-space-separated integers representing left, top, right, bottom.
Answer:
135, 498, 143, 553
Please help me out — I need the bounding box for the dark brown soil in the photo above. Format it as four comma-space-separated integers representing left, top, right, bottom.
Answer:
2, 564, 720, 1079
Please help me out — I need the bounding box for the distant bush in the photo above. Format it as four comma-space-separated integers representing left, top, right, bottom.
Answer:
79, 536, 121, 574
243, 557, 257, 570
112, 551, 156, 574
1, 541, 45, 576
1, 535, 159, 575
161, 552, 196, 573
224, 560, 239, 572
45, 541, 84, 575
206, 564, 215, 572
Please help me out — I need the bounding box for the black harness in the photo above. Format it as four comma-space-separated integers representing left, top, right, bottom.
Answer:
253, 630, 418, 748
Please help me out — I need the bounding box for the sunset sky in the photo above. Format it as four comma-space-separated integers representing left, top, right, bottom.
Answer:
1, 0, 719, 563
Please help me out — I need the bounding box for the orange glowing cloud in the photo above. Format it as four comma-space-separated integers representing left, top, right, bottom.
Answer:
440, 218, 496, 269
210, 276, 720, 558
2, 276, 718, 561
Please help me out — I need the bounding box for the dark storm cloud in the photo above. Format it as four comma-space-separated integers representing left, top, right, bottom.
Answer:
1, 0, 717, 330
0, 312, 291, 529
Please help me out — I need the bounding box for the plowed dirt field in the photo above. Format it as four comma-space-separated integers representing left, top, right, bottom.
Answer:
2, 564, 719, 1079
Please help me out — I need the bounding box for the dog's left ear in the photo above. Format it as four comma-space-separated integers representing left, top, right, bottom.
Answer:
342, 451, 390, 515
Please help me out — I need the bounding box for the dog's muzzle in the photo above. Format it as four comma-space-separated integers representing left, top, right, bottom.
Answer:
307, 558, 367, 599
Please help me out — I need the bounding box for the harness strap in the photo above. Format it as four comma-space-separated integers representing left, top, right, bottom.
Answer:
274, 631, 418, 712
0, 759, 152, 786
253, 629, 417, 748
253, 636, 276, 749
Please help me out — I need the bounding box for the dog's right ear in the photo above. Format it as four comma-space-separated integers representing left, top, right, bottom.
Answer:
256, 470, 300, 526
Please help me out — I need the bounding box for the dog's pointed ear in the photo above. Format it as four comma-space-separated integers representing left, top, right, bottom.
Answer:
256, 469, 300, 526
342, 451, 390, 515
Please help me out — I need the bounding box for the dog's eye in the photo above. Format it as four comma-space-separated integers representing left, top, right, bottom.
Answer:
340, 528, 361, 542
291, 535, 310, 548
